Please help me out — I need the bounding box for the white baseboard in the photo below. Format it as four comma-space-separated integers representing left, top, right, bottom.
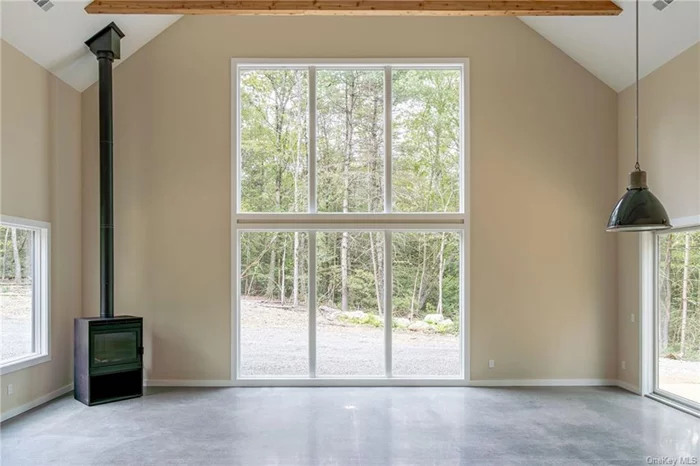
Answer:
616, 380, 641, 394
144, 379, 232, 387
144, 378, 631, 388
469, 378, 618, 387
1, 384, 73, 423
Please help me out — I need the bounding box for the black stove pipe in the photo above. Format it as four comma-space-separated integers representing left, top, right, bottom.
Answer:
86, 23, 124, 319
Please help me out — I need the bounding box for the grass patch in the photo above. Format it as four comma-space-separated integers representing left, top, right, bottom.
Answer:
338, 313, 383, 328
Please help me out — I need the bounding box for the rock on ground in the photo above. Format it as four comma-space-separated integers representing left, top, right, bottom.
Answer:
409, 321, 432, 332
344, 311, 367, 320
424, 314, 444, 324
394, 318, 411, 328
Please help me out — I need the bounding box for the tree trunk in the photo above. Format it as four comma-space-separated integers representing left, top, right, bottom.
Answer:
11, 228, 21, 284
299, 234, 306, 304
341, 232, 349, 313
369, 232, 383, 316
264, 72, 288, 300
409, 267, 420, 320
280, 237, 287, 305
266, 234, 278, 299
659, 234, 673, 354
1, 227, 9, 280
680, 233, 691, 358
291, 77, 304, 308
366, 87, 384, 317
416, 237, 428, 314
340, 74, 357, 314
436, 232, 447, 315
292, 232, 300, 306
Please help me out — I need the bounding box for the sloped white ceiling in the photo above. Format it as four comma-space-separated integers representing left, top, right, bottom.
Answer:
0, 0, 698, 93
0, 0, 179, 92
522, 0, 700, 91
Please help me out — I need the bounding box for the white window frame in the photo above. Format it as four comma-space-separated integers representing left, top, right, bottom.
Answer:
642, 216, 700, 414
230, 58, 470, 386
0, 215, 51, 375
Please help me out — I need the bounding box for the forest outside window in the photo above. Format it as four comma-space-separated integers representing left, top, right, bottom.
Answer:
655, 228, 700, 407
237, 62, 463, 215
232, 59, 468, 382
0, 216, 50, 375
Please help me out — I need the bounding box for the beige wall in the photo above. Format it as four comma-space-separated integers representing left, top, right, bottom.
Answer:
0, 40, 82, 415
82, 16, 619, 382
617, 43, 700, 390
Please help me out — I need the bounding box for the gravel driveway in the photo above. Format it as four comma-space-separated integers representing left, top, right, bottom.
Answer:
1, 283, 33, 361
659, 358, 700, 404
239, 297, 461, 377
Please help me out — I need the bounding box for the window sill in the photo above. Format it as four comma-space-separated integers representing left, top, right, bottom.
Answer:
647, 392, 700, 419
0, 353, 51, 376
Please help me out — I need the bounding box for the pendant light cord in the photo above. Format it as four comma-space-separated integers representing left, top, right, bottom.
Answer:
635, 0, 641, 171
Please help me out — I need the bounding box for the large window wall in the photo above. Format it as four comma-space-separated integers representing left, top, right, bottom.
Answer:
232, 59, 469, 383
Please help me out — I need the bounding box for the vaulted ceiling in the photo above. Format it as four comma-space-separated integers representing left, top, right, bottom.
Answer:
1, 0, 179, 91
1, 0, 698, 92
522, 0, 699, 91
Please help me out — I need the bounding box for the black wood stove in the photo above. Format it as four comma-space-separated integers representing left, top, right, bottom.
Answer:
74, 316, 143, 405
74, 23, 144, 406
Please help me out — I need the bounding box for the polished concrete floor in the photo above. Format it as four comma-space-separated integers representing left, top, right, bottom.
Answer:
1, 387, 699, 465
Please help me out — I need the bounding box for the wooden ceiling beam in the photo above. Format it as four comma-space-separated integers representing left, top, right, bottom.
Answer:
85, 0, 622, 16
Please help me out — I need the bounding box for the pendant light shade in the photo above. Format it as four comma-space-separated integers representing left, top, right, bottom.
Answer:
606, 170, 671, 231
606, 0, 672, 233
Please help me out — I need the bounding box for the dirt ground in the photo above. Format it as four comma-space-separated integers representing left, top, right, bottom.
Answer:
1, 282, 33, 361
659, 358, 700, 404
239, 296, 461, 377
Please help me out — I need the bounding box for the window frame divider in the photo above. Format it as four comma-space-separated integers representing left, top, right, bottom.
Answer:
647, 222, 700, 411
0, 215, 51, 376
309, 66, 317, 214
384, 231, 392, 377
309, 232, 317, 377
384, 65, 392, 214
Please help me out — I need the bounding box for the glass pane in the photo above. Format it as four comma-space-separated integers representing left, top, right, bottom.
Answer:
240, 232, 309, 377
392, 232, 460, 377
240, 69, 309, 213
93, 332, 137, 365
392, 69, 461, 213
0, 226, 35, 363
317, 232, 384, 376
657, 231, 700, 405
317, 70, 384, 213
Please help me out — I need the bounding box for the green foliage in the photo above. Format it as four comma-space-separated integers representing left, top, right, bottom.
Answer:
393, 69, 460, 213
238, 68, 462, 328
0, 226, 32, 282
435, 322, 457, 335
316, 70, 384, 213
348, 268, 380, 312
338, 312, 383, 327
658, 232, 700, 361
240, 70, 308, 213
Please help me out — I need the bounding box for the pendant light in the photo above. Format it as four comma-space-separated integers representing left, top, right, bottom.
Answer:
607, 0, 671, 232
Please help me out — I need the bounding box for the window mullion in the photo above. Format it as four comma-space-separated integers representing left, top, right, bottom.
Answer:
309, 66, 317, 214
308, 66, 318, 378
309, 231, 317, 378
384, 66, 392, 214
32, 230, 38, 354
384, 230, 392, 377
